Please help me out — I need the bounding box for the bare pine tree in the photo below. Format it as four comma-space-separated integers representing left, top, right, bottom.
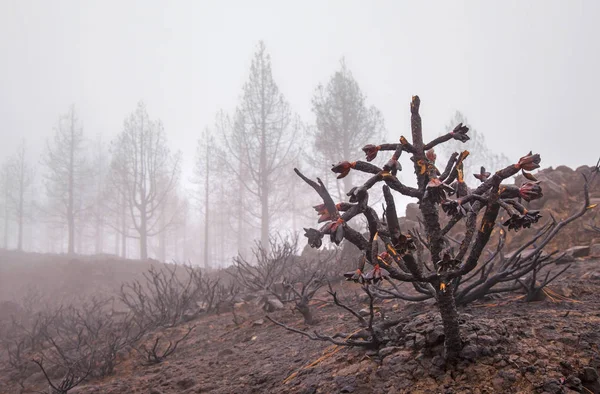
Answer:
89, 134, 110, 254
222, 41, 299, 249
312, 59, 385, 199
215, 111, 252, 259
194, 127, 219, 268
42, 105, 88, 254
7, 140, 35, 251
110, 101, 181, 259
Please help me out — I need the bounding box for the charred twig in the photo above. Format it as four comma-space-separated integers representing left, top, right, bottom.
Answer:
265, 316, 375, 347
32, 354, 94, 394
232, 235, 297, 305
327, 282, 367, 327
267, 284, 388, 349
136, 325, 195, 365
120, 263, 225, 329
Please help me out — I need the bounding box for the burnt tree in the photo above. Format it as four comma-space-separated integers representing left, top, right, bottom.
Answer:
43, 106, 88, 254
311, 58, 384, 200
293, 96, 596, 360
6, 140, 35, 251
222, 42, 299, 250
110, 102, 181, 260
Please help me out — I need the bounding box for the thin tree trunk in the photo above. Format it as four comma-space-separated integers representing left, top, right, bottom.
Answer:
26, 199, 33, 251
261, 192, 269, 250
341, 146, 353, 197
140, 233, 147, 259
219, 193, 225, 267
95, 215, 104, 254
140, 203, 148, 260
16, 161, 24, 251
259, 156, 269, 250
60, 226, 65, 253
67, 197, 75, 254
341, 124, 352, 198
2, 167, 8, 249
158, 209, 166, 262
204, 140, 210, 269
236, 161, 244, 258
95, 187, 104, 254
2, 203, 8, 249
120, 192, 127, 258
76, 212, 83, 253
114, 225, 119, 256
291, 175, 297, 232
260, 80, 270, 251
17, 199, 23, 250
67, 109, 76, 255
181, 207, 187, 262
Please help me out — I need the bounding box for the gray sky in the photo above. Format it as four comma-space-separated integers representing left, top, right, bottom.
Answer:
1, 0, 599, 180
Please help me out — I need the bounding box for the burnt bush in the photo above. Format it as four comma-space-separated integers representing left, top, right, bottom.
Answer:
119, 264, 226, 329
232, 235, 338, 320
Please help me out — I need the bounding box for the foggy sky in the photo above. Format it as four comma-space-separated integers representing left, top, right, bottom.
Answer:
1, 0, 599, 182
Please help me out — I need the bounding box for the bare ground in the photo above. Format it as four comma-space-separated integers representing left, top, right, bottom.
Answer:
1, 258, 600, 394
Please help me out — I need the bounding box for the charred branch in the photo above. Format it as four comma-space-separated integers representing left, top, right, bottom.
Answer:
135, 325, 195, 365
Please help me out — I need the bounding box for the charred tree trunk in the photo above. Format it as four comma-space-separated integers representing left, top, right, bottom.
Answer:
296, 300, 316, 326
410, 96, 460, 358
437, 286, 462, 359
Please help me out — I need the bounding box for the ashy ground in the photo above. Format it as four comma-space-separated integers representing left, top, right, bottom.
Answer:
2, 257, 599, 394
